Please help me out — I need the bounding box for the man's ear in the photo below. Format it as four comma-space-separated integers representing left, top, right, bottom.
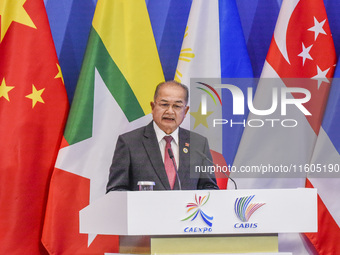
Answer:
150, 101, 155, 110
184, 105, 189, 115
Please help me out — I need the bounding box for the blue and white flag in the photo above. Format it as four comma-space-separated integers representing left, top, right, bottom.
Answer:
175, 0, 253, 189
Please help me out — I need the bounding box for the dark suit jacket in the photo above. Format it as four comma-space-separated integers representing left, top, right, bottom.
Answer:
106, 121, 219, 191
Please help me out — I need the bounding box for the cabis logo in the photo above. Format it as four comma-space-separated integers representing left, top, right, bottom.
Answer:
234, 195, 265, 229
182, 193, 213, 234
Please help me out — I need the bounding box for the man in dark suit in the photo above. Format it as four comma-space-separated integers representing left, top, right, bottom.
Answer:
106, 81, 219, 191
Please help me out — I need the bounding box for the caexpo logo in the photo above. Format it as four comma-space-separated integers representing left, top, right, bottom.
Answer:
182, 193, 213, 234
234, 195, 265, 229
195, 81, 312, 129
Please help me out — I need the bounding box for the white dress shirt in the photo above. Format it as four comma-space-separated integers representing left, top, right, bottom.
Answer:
153, 122, 179, 169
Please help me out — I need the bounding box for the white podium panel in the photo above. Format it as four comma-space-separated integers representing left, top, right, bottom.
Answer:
79, 188, 317, 236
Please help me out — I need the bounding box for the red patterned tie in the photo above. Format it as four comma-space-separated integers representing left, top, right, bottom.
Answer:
164, 136, 176, 189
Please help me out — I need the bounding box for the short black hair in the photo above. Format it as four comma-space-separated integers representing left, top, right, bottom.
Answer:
153, 80, 189, 104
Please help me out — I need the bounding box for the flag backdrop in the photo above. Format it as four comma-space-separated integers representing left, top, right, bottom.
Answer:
41, 0, 164, 253
44, 0, 340, 101
43, 0, 191, 102
147, 0, 192, 81
44, 0, 96, 103
306, 61, 340, 254
175, 0, 252, 189
0, 0, 68, 253
0, 0, 339, 254
233, 0, 337, 253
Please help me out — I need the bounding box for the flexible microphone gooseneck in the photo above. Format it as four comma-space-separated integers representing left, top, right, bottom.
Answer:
168, 148, 182, 190
196, 150, 238, 190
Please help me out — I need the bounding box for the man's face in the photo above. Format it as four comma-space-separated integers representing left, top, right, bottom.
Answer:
151, 84, 189, 134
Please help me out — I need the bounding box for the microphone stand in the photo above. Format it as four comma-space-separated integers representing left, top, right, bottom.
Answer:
168, 148, 182, 190
196, 150, 238, 190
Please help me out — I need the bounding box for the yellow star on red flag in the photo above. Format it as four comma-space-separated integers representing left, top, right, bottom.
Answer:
54, 63, 64, 84
0, 0, 36, 42
0, 78, 15, 101
25, 84, 45, 108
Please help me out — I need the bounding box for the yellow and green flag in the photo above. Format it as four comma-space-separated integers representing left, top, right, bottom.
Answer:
42, 0, 164, 253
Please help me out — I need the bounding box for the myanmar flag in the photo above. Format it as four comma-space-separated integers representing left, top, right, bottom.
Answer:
42, 0, 164, 253
0, 0, 68, 253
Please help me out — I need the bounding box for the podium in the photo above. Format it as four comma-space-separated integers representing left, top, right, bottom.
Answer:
80, 189, 317, 254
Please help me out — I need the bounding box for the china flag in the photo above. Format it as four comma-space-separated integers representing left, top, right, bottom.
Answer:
0, 0, 68, 254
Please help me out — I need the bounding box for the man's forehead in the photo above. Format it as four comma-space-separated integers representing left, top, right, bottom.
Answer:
155, 84, 187, 102
159, 98, 184, 103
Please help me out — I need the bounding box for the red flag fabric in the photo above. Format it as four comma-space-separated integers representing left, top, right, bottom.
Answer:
210, 150, 229, 190
265, 0, 336, 131
272, 0, 340, 253
305, 179, 340, 254
0, 0, 68, 253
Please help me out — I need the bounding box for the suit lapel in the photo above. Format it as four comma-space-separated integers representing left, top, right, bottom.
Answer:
143, 122, 171, 190
178, 128, 190, 188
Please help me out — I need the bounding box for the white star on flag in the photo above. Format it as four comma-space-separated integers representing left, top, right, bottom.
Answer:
55, 68, 151, 245
311, 65, 330, 89
308, 17, 327, 41
298, 42, 313, 66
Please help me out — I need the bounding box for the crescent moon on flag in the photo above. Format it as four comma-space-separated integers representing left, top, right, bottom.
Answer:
273, 0, 300, 65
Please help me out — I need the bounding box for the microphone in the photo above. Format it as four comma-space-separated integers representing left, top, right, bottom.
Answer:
196, 150, 238, 190
168, 148, 182, 190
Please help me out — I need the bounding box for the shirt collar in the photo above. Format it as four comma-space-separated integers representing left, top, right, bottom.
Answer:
153, 121, 179, 145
